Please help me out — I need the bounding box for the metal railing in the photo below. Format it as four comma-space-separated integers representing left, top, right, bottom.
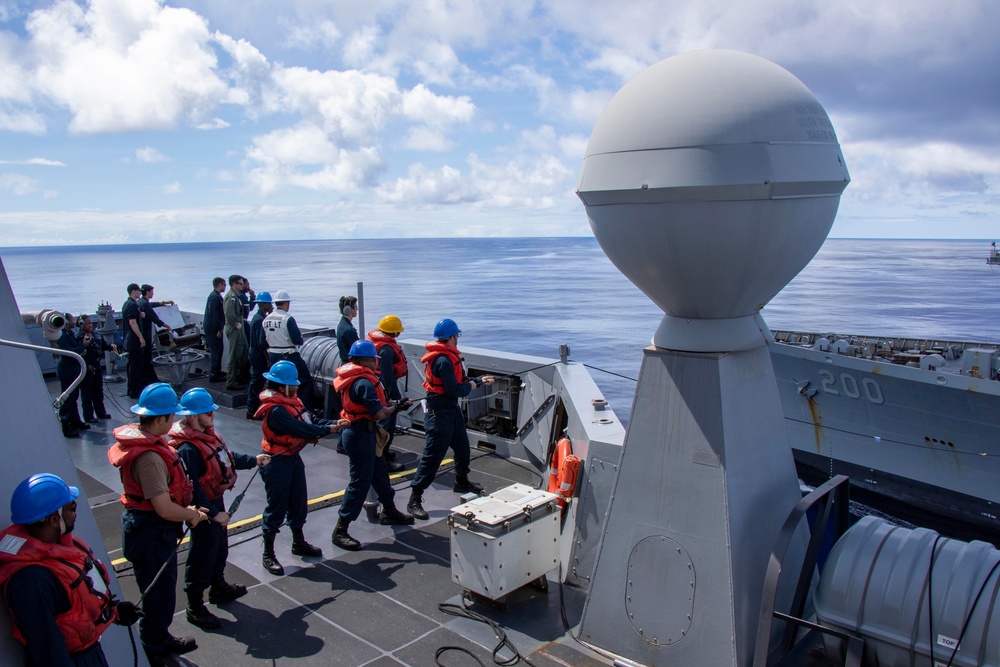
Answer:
752, 474, 864, 667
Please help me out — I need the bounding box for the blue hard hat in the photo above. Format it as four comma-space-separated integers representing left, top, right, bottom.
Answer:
263, 359, 299, 386
433, 318, 462, 339
349, 340, 378, 358
10, 473, 80, 525
130, 382, 183, 416
176, 387, 219, 416
255, 291, 273, 303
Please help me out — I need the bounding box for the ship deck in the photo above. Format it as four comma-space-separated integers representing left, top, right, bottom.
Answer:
55, 374, 613, 667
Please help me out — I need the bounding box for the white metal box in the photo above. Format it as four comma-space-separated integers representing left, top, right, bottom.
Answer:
449, 483, 561, 600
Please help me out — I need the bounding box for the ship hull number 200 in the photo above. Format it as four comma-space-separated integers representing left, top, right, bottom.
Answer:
818, 369, 884, 405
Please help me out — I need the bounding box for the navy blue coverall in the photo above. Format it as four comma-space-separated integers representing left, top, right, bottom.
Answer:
339, 377, 396, 522
175, 442, 258, 593
410, 355, 474, 492
56, 327, 84, 428
260, 407, 333, 536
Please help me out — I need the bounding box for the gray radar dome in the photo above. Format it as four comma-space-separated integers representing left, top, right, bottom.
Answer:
577, 50, 850, 351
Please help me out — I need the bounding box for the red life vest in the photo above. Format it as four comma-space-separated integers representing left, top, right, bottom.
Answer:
167, 421, 237, 501
421, 342, 466, 395
333, 363, 387, 422
108, 425, 194, 510
367, 329, 408, 378
0, 525, 116, 653
255, 390, 315, 456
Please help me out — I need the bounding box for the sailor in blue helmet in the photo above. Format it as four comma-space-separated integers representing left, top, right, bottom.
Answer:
169, 388, 271, 630
406, 319, 495, 520
107, 382, 208, 665
254, 360, 349, 574
246, 290, 274, 419
0, 473, 142, 667
331, 340, 414, 550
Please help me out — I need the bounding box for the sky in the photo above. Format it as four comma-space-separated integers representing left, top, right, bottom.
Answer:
0, 0, 998, 246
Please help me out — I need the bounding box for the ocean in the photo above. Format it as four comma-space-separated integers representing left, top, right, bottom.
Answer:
2, 237, 997, 422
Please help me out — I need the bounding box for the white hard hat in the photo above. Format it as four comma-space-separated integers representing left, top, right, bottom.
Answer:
273, 289, 291, 302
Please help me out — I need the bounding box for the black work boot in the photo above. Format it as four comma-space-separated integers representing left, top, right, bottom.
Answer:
406, 489, 429, 520
290, 527, 323, 557
208, 580, 247, 604
363, 500, 380, 523
379, 501, 415, 526
262, 533, 284, 575
452, 477, 483, 495
332, 518, 361, 551
185, 589, 223, 630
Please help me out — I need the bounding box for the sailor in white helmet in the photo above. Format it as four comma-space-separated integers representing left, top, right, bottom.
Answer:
262, 290, 315, 411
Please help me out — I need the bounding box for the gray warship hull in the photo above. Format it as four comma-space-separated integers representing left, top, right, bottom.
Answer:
770, 332, 1000, 542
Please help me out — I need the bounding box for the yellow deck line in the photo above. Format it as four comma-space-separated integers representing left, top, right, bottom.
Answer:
109, 459, 447, 568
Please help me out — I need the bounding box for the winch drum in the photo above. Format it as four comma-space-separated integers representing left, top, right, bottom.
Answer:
815, 516, 1000, 666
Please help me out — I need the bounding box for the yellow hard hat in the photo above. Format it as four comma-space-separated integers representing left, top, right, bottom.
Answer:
378, 314, 404, 334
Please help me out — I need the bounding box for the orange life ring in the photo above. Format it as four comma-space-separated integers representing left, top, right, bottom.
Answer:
547, 437, 580, 511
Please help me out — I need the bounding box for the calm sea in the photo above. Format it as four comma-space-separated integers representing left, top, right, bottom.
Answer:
2, 238, 997, 422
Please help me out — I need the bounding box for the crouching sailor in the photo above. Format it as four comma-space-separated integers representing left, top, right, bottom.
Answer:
0, 473, 142, 667
169, 388, 271, 631
255, 360, 348, 575
108, 382, 207, 666
332, 340, 414, 551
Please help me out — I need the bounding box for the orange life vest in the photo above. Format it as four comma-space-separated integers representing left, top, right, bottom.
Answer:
333, 363, 387, 422
421, 342, 466, 395
108, 425, 194, 510
0, 525, 116, 653
255, 390, 315, 456
547, 437, 581, 511
367, 329, 408, 378
167, 421, 237, 501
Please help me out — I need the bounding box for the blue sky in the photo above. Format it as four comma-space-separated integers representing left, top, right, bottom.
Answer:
1, 0, 998, 246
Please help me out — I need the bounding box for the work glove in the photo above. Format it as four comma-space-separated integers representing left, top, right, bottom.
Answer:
114, 601, 144, 626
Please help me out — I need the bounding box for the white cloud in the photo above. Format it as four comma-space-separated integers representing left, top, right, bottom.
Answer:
196, 117, 230, 130
283, 18, 341, 50
0, 172, 38, 195
0, 157, 65, 166
26, 0, 230, 133
163, 181, 181, 194
0, 109, 46, 134
136, 146, 169, 163
402, 126, 452, 152
400, 84, 474, 126
244, 121, 384, 195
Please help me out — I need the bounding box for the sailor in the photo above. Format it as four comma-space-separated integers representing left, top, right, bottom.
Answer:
0, 473, 142, 667
223, 275, 250, 390
55, 313, 87, 438
246, 291, 274, 419
406, 318, 495, 520
367, 314, 409, 474
76, 314, 116, 423
262, 290, 315, 411
107, 382, 207, 665
169, 388, 270, 630
137, 284, 173, 386
254, 360, 348, 574
336, 296, 360, 363
203, 277, 226, 383
238, 277, 256, 321
122, 282, 146, 399
331, 340, 413, 550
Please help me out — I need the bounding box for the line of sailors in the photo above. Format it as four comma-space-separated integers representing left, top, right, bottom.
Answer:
1, 312, 493, 666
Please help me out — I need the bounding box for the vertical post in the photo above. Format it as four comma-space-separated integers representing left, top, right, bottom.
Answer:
356, 281, 365, 336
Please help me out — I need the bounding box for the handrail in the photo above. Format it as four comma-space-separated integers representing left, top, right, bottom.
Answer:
0, 338, 86, 409
752, 474, 859, 667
